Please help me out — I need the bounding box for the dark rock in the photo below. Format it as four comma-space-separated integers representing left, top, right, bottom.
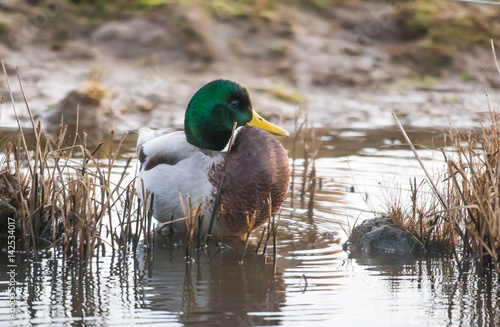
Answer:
344, 217, 423, 258
45, 89, 109, 130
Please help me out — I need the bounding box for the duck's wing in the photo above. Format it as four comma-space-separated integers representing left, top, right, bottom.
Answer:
136, 130, 224, 227
137, 130, 196, 172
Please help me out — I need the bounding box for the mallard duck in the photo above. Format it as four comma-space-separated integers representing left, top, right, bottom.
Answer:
137, 79, 290, 237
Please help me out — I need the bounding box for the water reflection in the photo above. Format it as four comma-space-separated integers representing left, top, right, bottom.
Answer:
1, 242, 499, 326
0, 238, 289, 326
357, 256, 500, 327
0, 126, 498, 326
146, 237, 286, 326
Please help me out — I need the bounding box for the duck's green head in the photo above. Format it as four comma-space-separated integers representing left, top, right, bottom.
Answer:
184, 79, 288, 151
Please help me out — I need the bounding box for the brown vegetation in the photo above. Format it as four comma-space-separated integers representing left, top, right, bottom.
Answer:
0, 62, 152, 266
390, 90, 500, 273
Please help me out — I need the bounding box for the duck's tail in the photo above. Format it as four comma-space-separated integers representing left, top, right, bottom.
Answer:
136, 128, 169, 150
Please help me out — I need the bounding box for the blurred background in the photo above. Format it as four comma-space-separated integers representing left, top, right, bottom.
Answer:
1, 0, 499, 136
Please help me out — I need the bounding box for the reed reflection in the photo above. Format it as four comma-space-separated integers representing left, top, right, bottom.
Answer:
144, 235, 286, 326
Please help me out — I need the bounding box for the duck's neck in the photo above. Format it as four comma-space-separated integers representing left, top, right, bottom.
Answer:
185, 119, 232, 151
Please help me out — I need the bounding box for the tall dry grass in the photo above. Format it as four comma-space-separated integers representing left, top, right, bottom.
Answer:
388, 42, 500, 272
1, 62, 153, 266
391, 94, 500, 273
442, 102, 500, 270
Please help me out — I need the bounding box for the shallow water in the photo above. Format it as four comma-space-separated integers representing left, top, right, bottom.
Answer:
0, 127, 499, 327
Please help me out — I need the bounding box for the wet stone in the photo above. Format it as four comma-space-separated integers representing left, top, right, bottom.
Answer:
344, 217, 423, 258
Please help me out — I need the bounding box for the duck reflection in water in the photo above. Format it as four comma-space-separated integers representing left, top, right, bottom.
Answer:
137, 234, 286, 326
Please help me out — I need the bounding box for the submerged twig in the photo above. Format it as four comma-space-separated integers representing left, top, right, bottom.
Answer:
291, 114, 306, 208
254, 226, 267, 255
307, 161, 317, 224
239, 211, 256, 264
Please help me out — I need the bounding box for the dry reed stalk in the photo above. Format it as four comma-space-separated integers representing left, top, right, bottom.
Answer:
442, 106, 500, 272
307, 162, 317, 224
1, 64, 145, 264
300, 125, 318, 208
254, 194, 273, 255
180, 194, 202, 262
168, 214, 174, 236
262, 213, 272, 256
134, 187, 152, 253
392, 111, 449, 209
492, 40, 500, 76
144, 193, 154, 252
290, 114, 306, 208
239, 211, 257, 264
1, 61, 33, 177
156, 214, 188, 234
272, 210, 281, 274
390, 95, 500, 272
254, 225, 267, 255
133, 196, 142, 253
196, 214, 205, 250
300, 143, 309, 206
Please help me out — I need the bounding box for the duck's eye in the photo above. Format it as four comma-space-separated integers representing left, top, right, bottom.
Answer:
230, 100, 239, 107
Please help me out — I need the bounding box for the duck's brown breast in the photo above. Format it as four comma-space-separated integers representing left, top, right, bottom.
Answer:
208, 126, 290, 235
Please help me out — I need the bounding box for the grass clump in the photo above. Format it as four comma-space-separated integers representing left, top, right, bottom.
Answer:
82, 73, 112, 102
0, 123, 144, 263
0, 62, 151, 266
383, 179, 452, 250
390, 96, 500, 273
386, 43, 500, 272
442, 104, 500, 270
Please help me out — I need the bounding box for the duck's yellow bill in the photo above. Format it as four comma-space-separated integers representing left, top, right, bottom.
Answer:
247, 110, 289, 137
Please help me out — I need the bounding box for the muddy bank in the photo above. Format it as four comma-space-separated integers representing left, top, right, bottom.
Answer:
0, 1, 499, 134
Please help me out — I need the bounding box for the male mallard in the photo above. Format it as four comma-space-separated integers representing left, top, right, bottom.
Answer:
137, 79, 290, 237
